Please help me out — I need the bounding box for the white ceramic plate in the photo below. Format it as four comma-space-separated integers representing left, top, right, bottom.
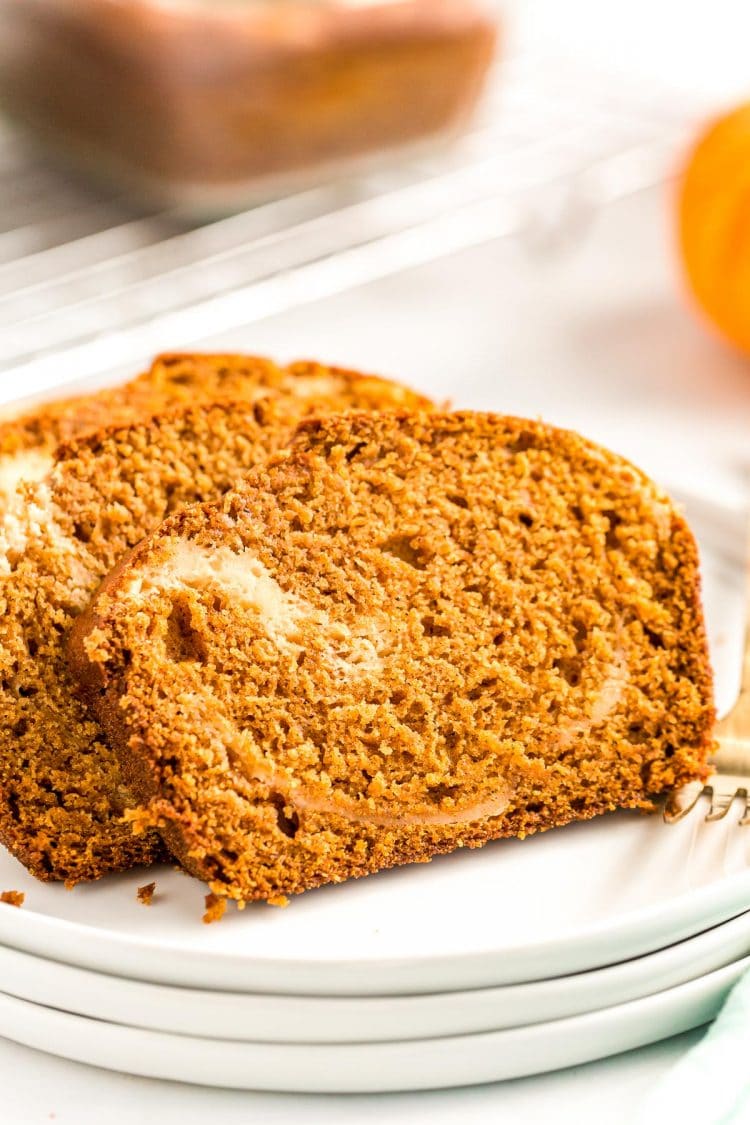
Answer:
1, 909, 749, 1043
0, 491, 745, 997
0, 956, 746, 1092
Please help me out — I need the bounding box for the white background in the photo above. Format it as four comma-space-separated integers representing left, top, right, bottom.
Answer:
4, 0, 750, 1120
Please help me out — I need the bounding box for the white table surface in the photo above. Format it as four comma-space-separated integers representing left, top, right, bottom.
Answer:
4, 1, 750, 1121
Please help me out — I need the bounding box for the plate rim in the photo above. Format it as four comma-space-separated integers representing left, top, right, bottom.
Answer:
0, 865, 749, 995
0, 907, 748, 1042
0, 954, 744, 1092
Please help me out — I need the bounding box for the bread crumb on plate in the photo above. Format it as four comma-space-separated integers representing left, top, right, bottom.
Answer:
203, 892, 226, 924
0, 890, 24, 907
137, 881, 156, 906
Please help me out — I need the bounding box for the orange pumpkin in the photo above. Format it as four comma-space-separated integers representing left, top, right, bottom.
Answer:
678, 103, 750, 354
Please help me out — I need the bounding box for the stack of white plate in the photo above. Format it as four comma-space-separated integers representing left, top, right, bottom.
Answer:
0, 490, 747, 1093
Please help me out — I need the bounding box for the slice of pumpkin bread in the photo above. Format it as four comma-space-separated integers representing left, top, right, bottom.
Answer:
0, 404, 272, 882
0, 363, 431, 885
0, 352, 431, 514
69, 412, 715, 903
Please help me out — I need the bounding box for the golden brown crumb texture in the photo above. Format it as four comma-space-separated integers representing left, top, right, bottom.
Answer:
0, 360, 431, 885
0, 352, 431, 514
70, 411, 715, 903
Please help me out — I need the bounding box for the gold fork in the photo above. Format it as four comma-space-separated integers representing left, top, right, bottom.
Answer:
664, 571, 750, 826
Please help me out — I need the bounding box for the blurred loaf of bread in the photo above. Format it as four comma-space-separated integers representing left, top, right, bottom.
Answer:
0, 0, 499, 207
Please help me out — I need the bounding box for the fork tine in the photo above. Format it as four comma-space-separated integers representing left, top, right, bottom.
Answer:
705, 785, 748, 822
736, 791, 750, 826
663, 780, 707, 824
705, 790, 737, 821
664, 515, 750, 828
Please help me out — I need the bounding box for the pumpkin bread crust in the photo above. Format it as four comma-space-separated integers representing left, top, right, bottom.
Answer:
0, 352, 432, 514
69, 412, 715, 904
0, 364, 431, 885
